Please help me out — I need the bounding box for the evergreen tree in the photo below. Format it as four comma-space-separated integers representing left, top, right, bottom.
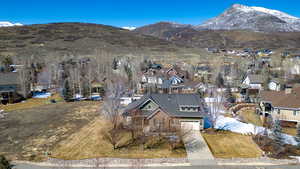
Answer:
0, 155, 12, 169
63, 79, 73, 101
1, 56, 13, 72
272, 120, 284, 145
112, 58, 118, 70
225, 86, 235, 103
215, 73, 224, 88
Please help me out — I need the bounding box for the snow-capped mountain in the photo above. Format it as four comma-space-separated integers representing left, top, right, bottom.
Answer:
0, 21, 23, 27
122, 26, 136, 30
197, 4, 300, 32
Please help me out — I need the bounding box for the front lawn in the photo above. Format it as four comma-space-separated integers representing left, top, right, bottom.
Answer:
202, 130, 263, 158
282, 127, 297, 136
238, 108, 263, 126
51, 118, 186, 160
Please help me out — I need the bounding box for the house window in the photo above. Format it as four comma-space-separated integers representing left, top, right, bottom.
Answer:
180, 106, 200, 112
277, 109, 280, 115
293, 111, 297, 116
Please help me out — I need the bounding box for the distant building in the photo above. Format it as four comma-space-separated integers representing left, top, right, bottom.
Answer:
242, 74, 264, 90
0, 72, 28, 104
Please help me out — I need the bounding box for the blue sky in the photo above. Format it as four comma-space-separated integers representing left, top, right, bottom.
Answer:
1, 0, 299, 28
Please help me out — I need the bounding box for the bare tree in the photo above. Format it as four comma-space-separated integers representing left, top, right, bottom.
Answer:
101, 79, 126, 149
18, 58, 32, 98
207, 87, 225, 128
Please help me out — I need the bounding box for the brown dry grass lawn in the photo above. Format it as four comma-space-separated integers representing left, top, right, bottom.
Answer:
283, 127, 297, 136
51, 118, 186, 160
239, 108, 263, 126
202, 131, 263, 158
0, 100, 100, 161
0, 93, 63, 111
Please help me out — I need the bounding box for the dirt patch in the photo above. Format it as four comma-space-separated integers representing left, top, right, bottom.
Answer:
0, 101, 100, 161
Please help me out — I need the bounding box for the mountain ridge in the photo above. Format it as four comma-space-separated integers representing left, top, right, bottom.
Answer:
196, 4, 300, 32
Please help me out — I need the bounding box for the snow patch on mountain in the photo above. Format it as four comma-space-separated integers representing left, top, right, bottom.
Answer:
122, 26, 136, 30
234, 5, 299, 22
197, 4, 300, 32
0, 21, 23, 27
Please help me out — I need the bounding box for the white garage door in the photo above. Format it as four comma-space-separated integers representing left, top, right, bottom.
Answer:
181, 121, 200, 131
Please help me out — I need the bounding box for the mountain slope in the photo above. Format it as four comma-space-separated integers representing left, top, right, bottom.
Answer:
197, 4, 300, 32
134, 22, 300, 49
0, 22, 195, 60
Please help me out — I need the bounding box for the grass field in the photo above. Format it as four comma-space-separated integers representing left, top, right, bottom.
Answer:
202, 131, 263, 158
0, 93, 64, 112
239, 108, 263, 126
51, 118, 186, 160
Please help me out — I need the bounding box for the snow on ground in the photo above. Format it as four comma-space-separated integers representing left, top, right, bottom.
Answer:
215, 115, 298, 146
32, 92, 52, 98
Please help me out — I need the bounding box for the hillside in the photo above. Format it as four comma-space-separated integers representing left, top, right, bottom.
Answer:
134, 22, 300, 49
0, 22, 198, 61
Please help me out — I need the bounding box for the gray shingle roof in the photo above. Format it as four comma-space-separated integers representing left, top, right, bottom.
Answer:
248, 74, 264, 84
0, 72, 20, 85
125, 93, 205, 118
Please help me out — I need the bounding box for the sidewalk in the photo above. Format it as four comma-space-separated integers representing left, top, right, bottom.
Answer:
182, 131, 216, 166
14, 157, 190, 168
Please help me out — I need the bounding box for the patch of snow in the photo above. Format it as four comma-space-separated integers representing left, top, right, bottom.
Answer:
233, 4, 299, 22
122, 26, 136, 30
32, 92, 52, 98
251, 6, 298, 20
215, 116, 298, 146
0, 21, 23, 27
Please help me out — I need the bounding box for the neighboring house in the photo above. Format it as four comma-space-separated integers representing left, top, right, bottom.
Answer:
242, 74, 264, 90
123, 93, 206, 132
158, 75, 185, 94
195, 65, 212, 82
0, 72, 25, 104
268, 78, 284, 91
259, 86, 300, 126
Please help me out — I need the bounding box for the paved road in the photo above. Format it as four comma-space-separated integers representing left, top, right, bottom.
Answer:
182, 130, 215, 166
13, 163, 300, 169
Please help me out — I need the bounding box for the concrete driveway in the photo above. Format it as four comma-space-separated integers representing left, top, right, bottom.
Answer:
182, 130, 216, 166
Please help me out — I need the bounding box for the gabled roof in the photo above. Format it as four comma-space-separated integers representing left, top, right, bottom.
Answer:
260, 87, 300, 109
246, 74, 264, 84
125, 93, 205, 118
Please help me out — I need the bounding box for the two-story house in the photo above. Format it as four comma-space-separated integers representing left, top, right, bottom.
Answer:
259, 86, 300, 126
123, 93, 206, 132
